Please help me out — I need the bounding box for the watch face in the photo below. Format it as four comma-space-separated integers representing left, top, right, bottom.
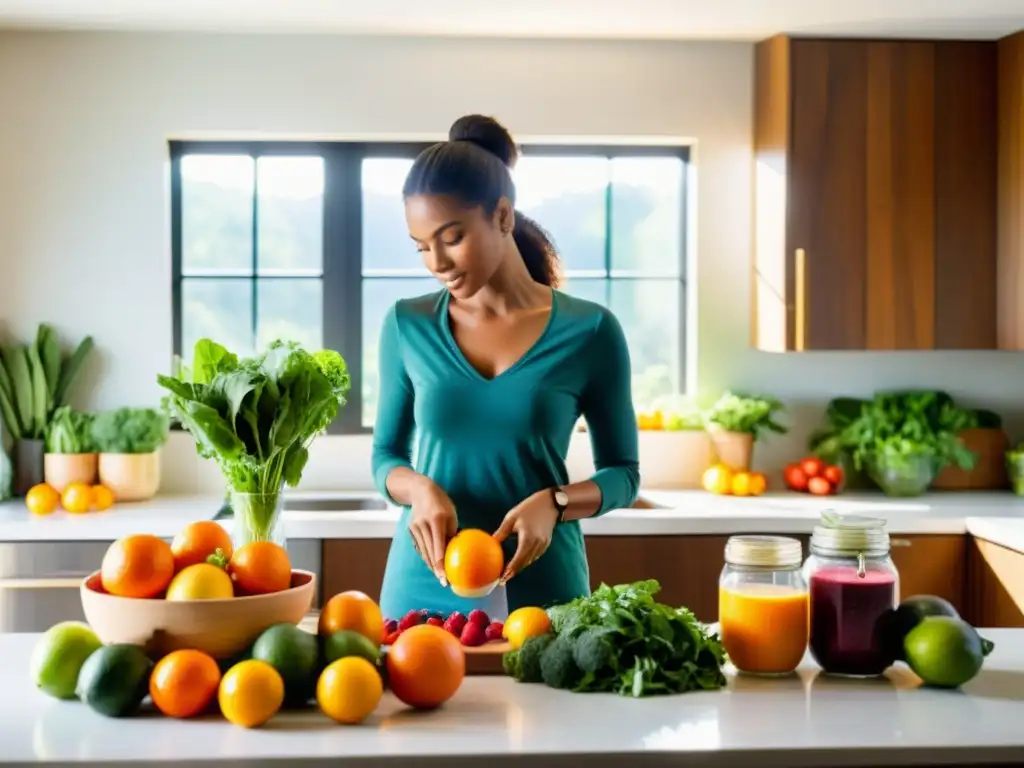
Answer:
554, 490, 569, 507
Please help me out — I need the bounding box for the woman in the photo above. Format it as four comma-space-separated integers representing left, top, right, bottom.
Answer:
372, 114, 640, 621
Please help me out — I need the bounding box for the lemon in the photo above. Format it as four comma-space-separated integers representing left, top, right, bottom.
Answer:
702, 463, 733, 495
503, 606, 552, 649
166, 563, 234, 601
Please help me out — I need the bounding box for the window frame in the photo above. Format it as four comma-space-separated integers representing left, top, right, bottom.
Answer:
169, 140, 690, 435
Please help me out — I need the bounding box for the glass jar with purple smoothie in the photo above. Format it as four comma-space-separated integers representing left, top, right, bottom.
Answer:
803, 514, 899, 678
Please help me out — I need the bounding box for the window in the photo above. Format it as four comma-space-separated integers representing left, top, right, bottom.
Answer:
171, 141, 689, 434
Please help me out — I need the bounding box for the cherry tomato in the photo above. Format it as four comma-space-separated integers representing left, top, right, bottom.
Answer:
783, 463, 809, 492
822, 464, 844, 488
800, 457, 825, 478
807, 476, 833, 496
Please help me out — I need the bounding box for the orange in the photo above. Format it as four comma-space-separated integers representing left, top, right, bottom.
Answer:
502, 606, 552, 650
165, 563, 234, 601
61, 482, 93, 514
702, 463, 733, 495
444, 529, 504, 597
386, 624, 465, 710
25, 484, 59, 516
731, 471, 753, 497
91, 485, 115, 512
150, 649, 221, 718
318, 590, 384, 645
229, 541, 291, 595
316, 656, 383, 724
171, 520, 234, 573
748, 472, 768, 496
218, 659, 284, 728
100, 534, 175, 598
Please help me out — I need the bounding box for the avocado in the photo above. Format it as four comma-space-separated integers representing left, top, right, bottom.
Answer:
882, 595, 959, 662
76, 644, 153, 718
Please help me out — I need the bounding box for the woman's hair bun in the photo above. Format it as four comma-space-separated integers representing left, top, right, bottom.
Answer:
448, 114, 519, 169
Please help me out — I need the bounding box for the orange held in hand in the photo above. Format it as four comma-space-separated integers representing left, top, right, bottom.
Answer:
318, 590, 384, 645
100, 534, 175, 598
386, 624, 465, 710
150, 649, 221, 718
171, 520, 234, 572
229, 541, 291, 595
444, 528, 505, 599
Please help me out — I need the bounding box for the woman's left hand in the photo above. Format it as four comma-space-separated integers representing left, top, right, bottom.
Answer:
493, 490, 559, 584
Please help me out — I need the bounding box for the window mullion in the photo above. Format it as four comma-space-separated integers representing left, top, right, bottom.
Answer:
250, 152, 259, 354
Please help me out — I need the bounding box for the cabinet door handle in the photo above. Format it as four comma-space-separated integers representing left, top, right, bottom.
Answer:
795, 248, 807, 351
0, 577, 84, 589
891, 539, 913, 548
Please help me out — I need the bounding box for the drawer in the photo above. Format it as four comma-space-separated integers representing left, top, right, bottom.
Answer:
0, 583, 86, 632
0, 541, 122, 579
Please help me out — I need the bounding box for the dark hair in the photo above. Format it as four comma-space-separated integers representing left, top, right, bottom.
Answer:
402, 115, 562, 288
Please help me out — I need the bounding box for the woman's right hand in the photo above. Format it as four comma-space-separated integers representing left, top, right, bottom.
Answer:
408, 478, 458, 584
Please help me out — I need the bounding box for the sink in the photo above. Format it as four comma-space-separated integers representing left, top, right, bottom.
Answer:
281, 498, 389, 513
213, 497, 388, 520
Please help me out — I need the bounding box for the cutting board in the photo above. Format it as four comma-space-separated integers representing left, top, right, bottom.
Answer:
300, 613, 511, 676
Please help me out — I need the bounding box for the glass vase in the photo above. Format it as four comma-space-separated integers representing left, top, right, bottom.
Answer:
229, 490, 286, 549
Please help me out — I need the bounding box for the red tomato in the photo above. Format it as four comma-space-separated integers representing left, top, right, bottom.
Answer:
807, 476, 833, 496
783, 463, 809, 492
822, 464, 844, 488
800, 457, 825, 478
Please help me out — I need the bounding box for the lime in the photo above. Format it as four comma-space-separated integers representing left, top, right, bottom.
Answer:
76, 644, 153, 717
904, 616, 985, 688
30, 621, 103, 699
883, 595, 960, 661
324, 629, 381, 665
250, 623, 320, 706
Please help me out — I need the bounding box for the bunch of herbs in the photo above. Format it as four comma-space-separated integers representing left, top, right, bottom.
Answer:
705, 391, 787, 441
91, 407, 169, 454
45, 406, 96, 454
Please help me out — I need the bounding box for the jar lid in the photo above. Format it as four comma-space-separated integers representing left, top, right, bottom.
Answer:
724, 535, 803, 568
810, 512, 890, 556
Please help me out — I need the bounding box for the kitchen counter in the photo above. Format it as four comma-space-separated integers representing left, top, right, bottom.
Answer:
3, 630, 1023, 767
0, 489, 1022, 552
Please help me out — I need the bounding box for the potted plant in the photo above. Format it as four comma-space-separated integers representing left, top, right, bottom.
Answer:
637, 397, 714, 488
932, 409, 1009, 490
92, 407, 170, 501
704, 391, 787, 471
43, 406, 97, 493
0, 324, 93, 495
158, 338, 350, 547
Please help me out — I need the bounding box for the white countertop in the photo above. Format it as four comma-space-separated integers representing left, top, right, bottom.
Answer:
0, 489, 1023, 554
3, 630, 1023, 767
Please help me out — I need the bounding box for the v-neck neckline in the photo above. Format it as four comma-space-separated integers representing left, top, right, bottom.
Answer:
440, 288, 558, 384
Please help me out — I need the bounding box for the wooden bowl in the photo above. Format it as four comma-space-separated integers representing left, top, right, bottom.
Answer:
80, 569, 316, 659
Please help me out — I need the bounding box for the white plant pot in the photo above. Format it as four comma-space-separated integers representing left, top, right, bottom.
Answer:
98, 451, 162, 502
639, 430, 715, 489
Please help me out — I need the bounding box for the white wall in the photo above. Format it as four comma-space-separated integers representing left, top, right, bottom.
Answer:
1, 31, 1022, 493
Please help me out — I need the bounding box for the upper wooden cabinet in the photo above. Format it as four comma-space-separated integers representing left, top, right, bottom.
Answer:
998, 31, 1024, 349
753, 36, 998, 351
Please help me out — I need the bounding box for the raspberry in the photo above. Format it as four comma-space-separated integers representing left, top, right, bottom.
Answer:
426, 616, 444, 628
443, 612, 467, 637
467, 609, 490, 628
398, 611, 424, 631
460, 620, 487, 647
484, 621, 504, 641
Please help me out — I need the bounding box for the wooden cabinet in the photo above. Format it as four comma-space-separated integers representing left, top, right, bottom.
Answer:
320, 534, 965, 625
753, 36, 997, 351
967, 538, 1024, 627
997, 31, 1024, 349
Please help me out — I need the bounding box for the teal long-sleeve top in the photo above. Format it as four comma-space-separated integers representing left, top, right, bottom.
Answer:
371, 288, 640, 620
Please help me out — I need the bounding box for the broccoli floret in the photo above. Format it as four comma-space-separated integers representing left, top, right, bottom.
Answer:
502, 649, 521, 679
517, 633, 555, 683
540, 635, 580, 690
572, 627, 616, 675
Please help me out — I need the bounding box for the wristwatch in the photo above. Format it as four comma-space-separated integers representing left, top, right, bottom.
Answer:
552, 487, 570, 524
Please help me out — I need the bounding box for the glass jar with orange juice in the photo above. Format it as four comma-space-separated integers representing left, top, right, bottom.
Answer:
719, 535, 809, 676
